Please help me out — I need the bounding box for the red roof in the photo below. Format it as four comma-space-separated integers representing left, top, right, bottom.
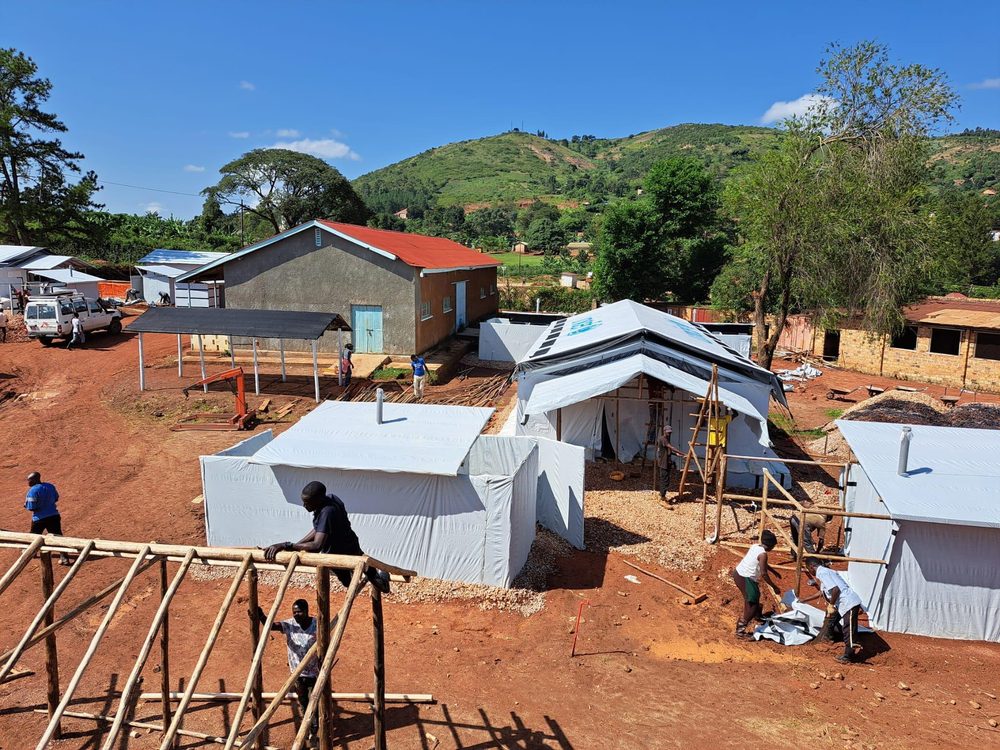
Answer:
318, 221, 500, 270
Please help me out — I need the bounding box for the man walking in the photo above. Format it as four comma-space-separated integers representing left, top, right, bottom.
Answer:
25, 472, 70, 565
258, 599, 320, 744
340, 343, 354, 387
806, 558, 865, 663
263, 481, 389, 592
66, 313, 84, 349
410, 353, 428, 400
656, 424, 684, 505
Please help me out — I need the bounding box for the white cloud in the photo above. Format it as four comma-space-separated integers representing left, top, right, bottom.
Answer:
760, 93, 835, 124
276, 128, 300, 138
272, 137, 361, 161
142, 201, 164, 214
239, 80, 256, 91
969, 77, 1000, 90
183, 164, 206, 173
228, 131, 250, 139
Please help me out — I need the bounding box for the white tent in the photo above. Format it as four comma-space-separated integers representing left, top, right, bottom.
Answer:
839, 420, 1000, 642
515, 301, 788, 488
200, 401, 584, 586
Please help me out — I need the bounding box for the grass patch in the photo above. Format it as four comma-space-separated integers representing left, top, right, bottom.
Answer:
770, 414, 825, 440
371, 366, 409, 380
824, 407, 845, 419
492, 252, 545, 267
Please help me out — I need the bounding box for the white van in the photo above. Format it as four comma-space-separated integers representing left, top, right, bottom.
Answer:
24, 291, 123, 346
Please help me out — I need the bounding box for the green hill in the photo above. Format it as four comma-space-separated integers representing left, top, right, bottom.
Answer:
354, 124, 1000, 214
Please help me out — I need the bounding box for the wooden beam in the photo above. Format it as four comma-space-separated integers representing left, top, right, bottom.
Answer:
372, 586, 386, 750
101, 549, 196, 750
0, 536, 43, 596
224, 554, 300, 750
36, 545, 154, 749
158, 553, 253, 750
0, 541, 93, 683
291, 564, 367, 750
316, 566, 331, 750
40, 553, 61, 740
158, 558, 172, 738
140, 692, 435, 703
0, 556, 158, 663
246, 566, 265, 750
726, 454, 847, 468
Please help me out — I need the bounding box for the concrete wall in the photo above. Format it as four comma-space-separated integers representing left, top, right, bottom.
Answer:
222, 230, 416, 353
416, 267, 498, 352
479, 319, 547, 362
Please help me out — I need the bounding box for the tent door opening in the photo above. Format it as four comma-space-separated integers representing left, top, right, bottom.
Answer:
351, 304, 384, 353
822, 330, 841, 361
600, 406, 617, 461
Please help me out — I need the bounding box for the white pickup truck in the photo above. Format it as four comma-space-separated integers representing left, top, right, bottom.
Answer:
24, 292, 123, 346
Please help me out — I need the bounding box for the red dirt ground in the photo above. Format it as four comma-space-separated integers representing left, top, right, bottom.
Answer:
0, 320, 999, 749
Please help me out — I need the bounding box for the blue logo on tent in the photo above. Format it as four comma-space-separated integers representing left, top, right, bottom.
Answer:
567, 317, 602, 336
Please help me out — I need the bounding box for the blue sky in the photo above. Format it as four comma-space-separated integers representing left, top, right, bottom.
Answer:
4, 1, 998, 218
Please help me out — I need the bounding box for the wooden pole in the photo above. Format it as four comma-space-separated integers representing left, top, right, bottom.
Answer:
0, 536, 44, 596
141, 691, 434, 704
223, 555, 300, 750
36, 545, 153, 749
372, 586, 386, 750
0, 541, 93, 683
291, 564, 367, 750
159, 558, 173, 736
758, 474, 769, 544
712, 454, 727, 544
0, 556, 158, 664
793, 508, 807, 597
247, 566, 265, 750
159, 554, 253, 750
102, 549, 196, 750
316, 567, 332, 750
39, 552, 61, 740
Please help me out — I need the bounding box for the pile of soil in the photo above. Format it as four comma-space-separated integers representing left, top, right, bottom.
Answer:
847, 398, 946, 426
945, 402, 1000, 429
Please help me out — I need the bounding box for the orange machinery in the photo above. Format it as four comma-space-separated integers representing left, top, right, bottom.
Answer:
172, 367, 257, 431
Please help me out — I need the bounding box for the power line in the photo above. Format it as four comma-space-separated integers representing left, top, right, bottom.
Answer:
97, 179, 204, 198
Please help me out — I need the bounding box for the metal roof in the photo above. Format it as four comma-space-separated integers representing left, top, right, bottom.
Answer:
837, 420, 1000, 528
19, 254, 74, 270
29, 268, 105, 284
127, 306, 350, 339
137, 249, 230, 266
0, 245, 46, 266
136, 264, 186, 279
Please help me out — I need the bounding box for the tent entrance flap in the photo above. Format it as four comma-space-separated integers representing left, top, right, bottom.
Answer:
522, 354, 766, 426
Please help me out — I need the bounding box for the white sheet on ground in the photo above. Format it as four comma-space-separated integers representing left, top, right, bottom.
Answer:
752, 592, 826, 645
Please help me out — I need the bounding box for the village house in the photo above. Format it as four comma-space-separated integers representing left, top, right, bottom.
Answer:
176, 220, 499, 355
779, 294, 1000, 392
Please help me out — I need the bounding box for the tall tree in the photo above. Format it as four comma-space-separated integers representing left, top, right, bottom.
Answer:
714, 41, 958, 368
592, 199, 663, 301
203, 148, 370, 237
0, 48, 101, 245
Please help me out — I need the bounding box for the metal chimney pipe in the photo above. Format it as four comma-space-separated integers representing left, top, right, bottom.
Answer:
897, 426, 912, 476
535, 297, 540, 313
376, 387, 384, 425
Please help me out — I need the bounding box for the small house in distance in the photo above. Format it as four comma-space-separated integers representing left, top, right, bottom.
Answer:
177, 220, 500, 354
135, 249, 229, 307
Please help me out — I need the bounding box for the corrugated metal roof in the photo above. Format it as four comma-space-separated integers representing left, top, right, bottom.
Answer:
0, 245, 45, 266
127, 306, 350, 339
837, 420, 1000, 528
137, 249, 230, 266
136, 264, 186, 279
29, 269, 105, 284
20, 255, 74, 270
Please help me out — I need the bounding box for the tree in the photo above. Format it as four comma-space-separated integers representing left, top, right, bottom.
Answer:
922, 190, 999, 291
592, 199, 663, 301
203, 148, 370, 237
465, 205, 516, 244
0, 48, 101, 245
515, 200, 560, 236
523, 217, 567, 253
715, 41, 958, 368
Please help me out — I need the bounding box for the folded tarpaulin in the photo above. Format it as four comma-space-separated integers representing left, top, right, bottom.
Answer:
753, 591, 871, 646
522, 353, 767, 425
250, 400, 494, 476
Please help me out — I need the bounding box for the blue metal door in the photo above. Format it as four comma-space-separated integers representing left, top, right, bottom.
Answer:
351, 305, 384, 353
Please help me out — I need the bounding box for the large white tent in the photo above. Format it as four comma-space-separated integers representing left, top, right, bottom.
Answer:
201, 401, 584, 586
514, 301, 789, 488
840, 420, 1000, 642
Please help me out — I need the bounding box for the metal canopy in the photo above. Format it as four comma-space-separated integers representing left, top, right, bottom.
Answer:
128, 306, 350, 339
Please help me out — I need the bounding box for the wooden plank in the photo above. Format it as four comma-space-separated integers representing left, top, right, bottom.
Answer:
158, 553, 253, 750
0, 536, 43, 596
140, 692, 435, 703
36, 545, 154, 749
372, 587, 386, 750
0, 541, 93, 683
620, 558, 706, 603
223, 555, 300, 750
101, 549, 196, 750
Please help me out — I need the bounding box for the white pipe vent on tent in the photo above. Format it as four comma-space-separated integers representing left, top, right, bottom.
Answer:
897, 426, 912, 476
376, 387, 384, 424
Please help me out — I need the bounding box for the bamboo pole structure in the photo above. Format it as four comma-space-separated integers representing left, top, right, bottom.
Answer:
101, 548, 196, 750
0, 536, 44, 596
159, 553, 253, 750
291, 564, 367, 750
0, 541, 94, 683
793, 508, 807, 597
142, 691, 435, 703
372, 586, 386, 750
316, 566, 332, 750
40, 553, 60, 740
36, 545, 154, 749
246, 565, 265, 750
0, 556, 159, 663
159, 558, 173, 737
223, 554, 300, 750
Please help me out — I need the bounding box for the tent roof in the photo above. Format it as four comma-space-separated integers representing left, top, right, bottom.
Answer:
137, 249, 230, 266
250, 400, 494, 475
127, 306, 350, 339
29, 268, 104, 284
838, 420, 1000, 528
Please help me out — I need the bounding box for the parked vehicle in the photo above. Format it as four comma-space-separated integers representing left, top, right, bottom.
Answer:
24, 291, 123, 346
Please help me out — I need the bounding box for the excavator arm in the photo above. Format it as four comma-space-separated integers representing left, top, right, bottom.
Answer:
180, 368, 250, 424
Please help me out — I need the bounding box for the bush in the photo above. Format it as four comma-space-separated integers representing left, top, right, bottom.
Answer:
500, 283, 596, 314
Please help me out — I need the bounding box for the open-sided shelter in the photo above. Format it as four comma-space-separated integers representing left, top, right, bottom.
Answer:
514, 300, 789, 488
839, 420, 1000, 642
200, 400, 584, 586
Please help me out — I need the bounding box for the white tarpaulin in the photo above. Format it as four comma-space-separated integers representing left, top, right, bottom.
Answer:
251, 401, 493, 475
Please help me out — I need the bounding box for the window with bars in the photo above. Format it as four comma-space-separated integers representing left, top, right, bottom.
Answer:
443, 296, 453, 313
420, 300, 432, 320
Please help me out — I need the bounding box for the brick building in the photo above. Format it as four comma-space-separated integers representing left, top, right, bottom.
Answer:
779, 294, 1000, 392
177, 220, 499, 355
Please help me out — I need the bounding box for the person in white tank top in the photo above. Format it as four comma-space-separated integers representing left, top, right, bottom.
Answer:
731, 529, 781, 637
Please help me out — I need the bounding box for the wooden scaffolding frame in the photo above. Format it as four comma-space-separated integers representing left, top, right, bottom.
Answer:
0, 531, 417, 750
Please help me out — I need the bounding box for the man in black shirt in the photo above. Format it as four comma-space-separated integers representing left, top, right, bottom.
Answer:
263, 481, 389, 592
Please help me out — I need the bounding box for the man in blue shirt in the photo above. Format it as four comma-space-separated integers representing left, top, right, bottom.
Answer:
410, 353, 427, 400
25, 472, 70, 565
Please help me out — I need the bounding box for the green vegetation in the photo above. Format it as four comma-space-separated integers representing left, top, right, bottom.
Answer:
371, 366, 409, 380
491, 252, 544, 267
824, 408, 845, 420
